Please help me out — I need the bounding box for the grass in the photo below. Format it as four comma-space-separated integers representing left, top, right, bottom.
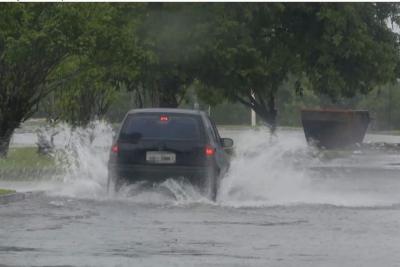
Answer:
0, 189, 16, 195
0, 147, 54, 170
0, 147, 57, 180
373, 130, 400, 136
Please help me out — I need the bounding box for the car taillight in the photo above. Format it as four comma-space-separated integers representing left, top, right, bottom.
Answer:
111, 144, 119, 153
160, 115, 169, 121
205, 145, 215, 156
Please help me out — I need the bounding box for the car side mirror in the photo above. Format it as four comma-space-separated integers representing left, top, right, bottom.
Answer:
221, 138, 234, 148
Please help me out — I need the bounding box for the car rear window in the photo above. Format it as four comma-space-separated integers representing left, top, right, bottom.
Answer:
120, 113, 203, 141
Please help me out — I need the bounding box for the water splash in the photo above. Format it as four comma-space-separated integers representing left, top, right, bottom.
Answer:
111, 178, 211, 205
48, 121, 113, 198
218, 128, 400, 207
218, 128, 317, 206
38, 122, 400, 207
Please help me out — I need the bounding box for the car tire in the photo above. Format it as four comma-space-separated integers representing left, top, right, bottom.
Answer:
106, 173, 114, 194
208, 167, 220, 202
107, 171, 123, 194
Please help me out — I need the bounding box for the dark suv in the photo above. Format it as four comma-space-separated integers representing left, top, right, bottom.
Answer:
108, 108, 233, 200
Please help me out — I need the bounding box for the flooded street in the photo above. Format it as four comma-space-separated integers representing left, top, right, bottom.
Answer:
2, 2, 400, 266
2, 194, 400, 267
2, 125, 400, 266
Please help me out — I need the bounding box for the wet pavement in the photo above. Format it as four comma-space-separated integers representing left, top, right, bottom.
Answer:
1, 126, 400, 266
1, 193, 400, 267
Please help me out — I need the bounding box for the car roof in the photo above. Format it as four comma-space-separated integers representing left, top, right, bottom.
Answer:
127, 108, 206, 116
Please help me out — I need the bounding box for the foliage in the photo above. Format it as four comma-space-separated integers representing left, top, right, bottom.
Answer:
86, 4, 147, 106
129, 3, 202, 107
38, 4, 145, 126
194, 3, 289, 128
194, 3, 400, 130
0, 3, 113, 156
357, 83, 400, 130
1, 3, 400, 157
289, 3, 400, 99
276, 77, 320, 127
41, 57, 118, 127
105, 90, 140, 123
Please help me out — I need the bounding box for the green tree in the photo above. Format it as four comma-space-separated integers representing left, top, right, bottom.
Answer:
131, 3, 203, 107
42, 61, 117, 127
289, 3, 399, 99
40, 4, 145, 126
0, 3, 113, 156
357, 83, 400, 130
86, 3, 147, 108
195, 3, 400, 130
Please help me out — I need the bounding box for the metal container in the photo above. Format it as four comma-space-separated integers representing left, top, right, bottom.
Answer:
301, 109, 370, 149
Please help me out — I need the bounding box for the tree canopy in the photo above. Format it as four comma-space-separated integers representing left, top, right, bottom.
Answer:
0, 3, 120, 155
1, 2, 400, 156
194, 3, 400, 129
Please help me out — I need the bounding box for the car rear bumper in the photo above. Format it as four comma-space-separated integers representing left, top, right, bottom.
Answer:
108, 163, 211, 185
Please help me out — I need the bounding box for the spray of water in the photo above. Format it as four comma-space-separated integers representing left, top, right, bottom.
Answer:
219, 128, 317, 206
219, 128, 400, 207
48, 121, 113, 198
40, 122, 400, 207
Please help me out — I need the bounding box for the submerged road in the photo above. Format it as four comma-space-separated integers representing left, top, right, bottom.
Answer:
1, 192, 400, 267
2, 126, 400, 266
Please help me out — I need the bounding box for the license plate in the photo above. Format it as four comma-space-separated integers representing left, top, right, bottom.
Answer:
146, 151, 176, 164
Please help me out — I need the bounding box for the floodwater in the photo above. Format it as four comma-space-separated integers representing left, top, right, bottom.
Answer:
1, 123, 400, 266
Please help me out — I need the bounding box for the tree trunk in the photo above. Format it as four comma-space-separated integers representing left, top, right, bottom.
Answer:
0, 114, 22, 157
256, 106, 277, 132
263, 92, 278, 132
235, 90, 278, 132
0, 127, 15, 158
157, 76, 180, 108
159, 93, 178, 108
